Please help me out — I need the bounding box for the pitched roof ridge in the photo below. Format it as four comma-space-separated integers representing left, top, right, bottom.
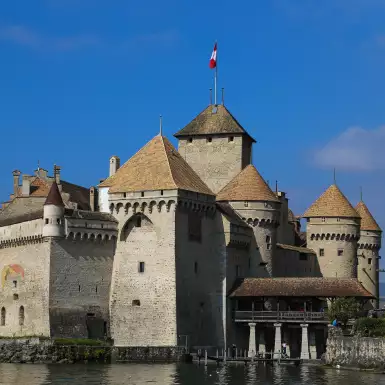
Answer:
160, 135, 177, 190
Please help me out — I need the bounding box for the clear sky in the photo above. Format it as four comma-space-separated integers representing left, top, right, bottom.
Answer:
1, 1, 385, 269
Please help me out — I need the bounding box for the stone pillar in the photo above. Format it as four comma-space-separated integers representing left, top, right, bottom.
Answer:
274, 323, 282, 356
283, 330, 291, 358
258, 329, 266, 354
248, 323, 256, 357
300, 323, 310, 359
309, 330, 317, 359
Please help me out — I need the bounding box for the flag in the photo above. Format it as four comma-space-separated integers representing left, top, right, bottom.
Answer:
209, 43, 217, 69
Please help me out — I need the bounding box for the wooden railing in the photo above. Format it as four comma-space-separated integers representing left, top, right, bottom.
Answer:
234, 310, 328, 323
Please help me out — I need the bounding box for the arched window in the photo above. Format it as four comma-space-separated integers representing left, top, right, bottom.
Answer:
1, 307, 5, 326
19, 306, 24, 326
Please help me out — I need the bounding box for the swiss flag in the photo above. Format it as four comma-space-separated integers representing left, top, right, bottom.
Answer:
209, 43, 217, 69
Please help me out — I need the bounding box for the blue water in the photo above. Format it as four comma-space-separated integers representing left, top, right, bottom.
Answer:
0, 363, 382, 384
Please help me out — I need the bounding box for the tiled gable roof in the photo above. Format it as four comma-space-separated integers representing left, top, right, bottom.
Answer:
99, 135, 214, 196
174, 104, 256, 142
216, 164, 279, 202
355, 201, 381, 232
303, 184, 359, 218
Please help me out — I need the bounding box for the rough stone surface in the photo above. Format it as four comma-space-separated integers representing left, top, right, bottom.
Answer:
326, 329, 385, 369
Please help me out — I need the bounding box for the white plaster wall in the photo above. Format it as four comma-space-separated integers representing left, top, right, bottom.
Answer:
98, 187, 110, 213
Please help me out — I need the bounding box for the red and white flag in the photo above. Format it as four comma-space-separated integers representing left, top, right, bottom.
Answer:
209, 43, 217, 69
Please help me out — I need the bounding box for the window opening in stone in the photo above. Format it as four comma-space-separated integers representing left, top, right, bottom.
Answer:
139, 262, 145, 273
123, 193, 127, 198
132, 300, 141, 306
322, 217, 325, 222
57, 218, 61, 224
1, 307, 5, 326
319, 249, 324, 257
194, 261, 198, 274
235, 265, 241, 277
229, 136, 234, 142
160, 190, 164, 196
95, 285, 98, 293
45, 219, 49, 224
207, 137, 212, 143
188, 138, 193, 143
13, 281, 17, 288
87, 313, 95, 317
267, 244, 271, 250
299, 254, 308, 261
368, 258, 372, 265
78, 285, 81, 292
266, 235, 271, 243
338, 249, 344, 256
19, 306, 24, 326
141, 192, 144, 197
13, 294, 19, 300
244, 201, 248, 207
136, 216, 142, 228
337, 218, 340, 222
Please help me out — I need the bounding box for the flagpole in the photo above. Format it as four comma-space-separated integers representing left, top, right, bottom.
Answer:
214, 41, 217, 105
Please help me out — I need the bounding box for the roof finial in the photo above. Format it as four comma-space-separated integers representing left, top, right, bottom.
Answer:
221, 88, 225, 105
159, 115, 163, 136
209, 88, 212, 105
360, 186, 363, 202
37, 160, 40, 171
333, 167, 336, 185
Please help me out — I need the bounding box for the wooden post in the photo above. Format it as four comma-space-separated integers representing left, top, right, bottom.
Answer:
204, 350, 207, 366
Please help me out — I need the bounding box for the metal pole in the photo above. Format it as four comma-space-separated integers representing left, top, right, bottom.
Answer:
214, 65, 217, 105
205, 350, 207, 366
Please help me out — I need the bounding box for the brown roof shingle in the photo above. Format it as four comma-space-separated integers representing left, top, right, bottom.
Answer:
45, 182, 64, 206
99, 135, 214, 196
174, 104, 256, 142
216, 165, 280, 202
355, 201, 381, 232
229, 277, 374, 298
303, 184, 359, 218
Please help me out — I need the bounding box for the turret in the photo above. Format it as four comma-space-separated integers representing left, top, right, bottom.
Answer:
43, 182, 65, 238
355, 200, 382, 308
217, 164, 281, 276
303, 184, 360, 278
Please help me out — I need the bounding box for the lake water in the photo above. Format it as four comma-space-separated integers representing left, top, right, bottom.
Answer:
0, 363, 383, 385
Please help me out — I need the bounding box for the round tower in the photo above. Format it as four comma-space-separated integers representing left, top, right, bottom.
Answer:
355, 200, 382, 308
303, 184, 360, 278
43, 181, 65, 238
216, 164, 281, 276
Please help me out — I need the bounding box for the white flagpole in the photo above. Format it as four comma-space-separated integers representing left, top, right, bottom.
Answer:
214, 42, 217, 105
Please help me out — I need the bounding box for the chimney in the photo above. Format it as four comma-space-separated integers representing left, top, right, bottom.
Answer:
22, 175, 31, 196
109, 156, 120, 177
12, 170, 21, 197
90, 186, 97, 212
54, 165, 61, 185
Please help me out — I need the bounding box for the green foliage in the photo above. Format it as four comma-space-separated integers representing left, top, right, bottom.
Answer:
327, 297, 362, 326
355, 318, 385, 337
53, 338, 104, 346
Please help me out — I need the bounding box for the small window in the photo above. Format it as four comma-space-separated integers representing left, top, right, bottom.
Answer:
139, 262, 145, 273
266, 235, 271, 243
322, 217, 325, 222
229, 136, 234, 142
19, 306, 24, 326
123, 193, 127, 198
244, 201, 249, 207
78, 285, 81, 292
188, 137, 193, 143
57, 218, 61, 225
267, 244, 271, 250
101, 224, 104, 229
338, 249, 344, 256
299, 254, 308, 261
1, 307, 5, 326
13, 281, 17, 288
13, 294, 19, 300
136, 216, 142, 228
207, 137, 212, 143
194, 261, 198, 274
235, 265, 241, 277
319, 248, 324, 257
160, 190, 164, 196
368, 258, 372, 265
45, 218, 49, 225
141, 191, 144, 197
95, 285, 98, 293
132, 300, 141, 306
337, 218, 341, 222
87, 313, 95, 317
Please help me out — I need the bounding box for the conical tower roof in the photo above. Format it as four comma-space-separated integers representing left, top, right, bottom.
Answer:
303, 184, 359, 218
99, 135, 214, 195
355, 201, 381, 231
44, 181, 64, 206
174, 104, 256, 142
216, 165, 279, 202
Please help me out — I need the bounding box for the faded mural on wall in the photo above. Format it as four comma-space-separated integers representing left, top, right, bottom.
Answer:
1, 264, 24, 287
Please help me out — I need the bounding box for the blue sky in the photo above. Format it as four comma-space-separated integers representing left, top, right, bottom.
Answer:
1, 1, 385, 268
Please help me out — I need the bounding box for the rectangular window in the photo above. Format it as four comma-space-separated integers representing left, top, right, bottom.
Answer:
338, 249, 344, 256
267, 244, 271, 250
368, 258, 372, 265
207, 137, 212, 143
138, 262, 145, 273
188, 212, 202, 242
299, 254, 308, 261
45, 219, 49, 225
322, 217, 325, 222
319, 248, 324, 257
188, 137, 193, 143
266, 235, 271, 243
337, 218, 341, 222
229, 136, 234, 142
235, 265, 241, 277
13, 281, 17, 288
244, 201, 249, 207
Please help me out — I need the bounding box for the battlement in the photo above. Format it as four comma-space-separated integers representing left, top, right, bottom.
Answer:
309, 233, 360, 242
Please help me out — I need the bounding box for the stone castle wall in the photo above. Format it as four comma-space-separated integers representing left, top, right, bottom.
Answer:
0, 239, 51, 337
49, 238, 115, 338
0, 219, 43, 242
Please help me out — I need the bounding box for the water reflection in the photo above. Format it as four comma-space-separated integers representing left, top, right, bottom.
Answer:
0, 363, 384, 385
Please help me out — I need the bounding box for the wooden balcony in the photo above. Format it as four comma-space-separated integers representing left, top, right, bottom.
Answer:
234, 310, 328, 324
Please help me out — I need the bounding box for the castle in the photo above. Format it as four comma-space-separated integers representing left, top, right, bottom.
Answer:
0, 102, 381, 351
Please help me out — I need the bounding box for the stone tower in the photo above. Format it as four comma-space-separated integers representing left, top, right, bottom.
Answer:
303, 184, 360, 278
43, 181, 65, 238
217, 164, 281, 276
355, 200, 382, 308
174, 104, 255, 194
